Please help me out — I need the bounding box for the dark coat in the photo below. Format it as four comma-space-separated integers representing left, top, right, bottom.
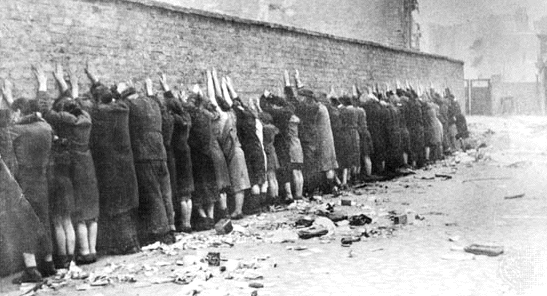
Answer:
90, 99, 139, 216
164, 91, 194, 197
39, 91, 100, 221
11, 116, 54, 254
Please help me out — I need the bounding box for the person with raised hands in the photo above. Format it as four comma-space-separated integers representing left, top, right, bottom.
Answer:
7, 76, 58, 277
159, 74, 195, 233
123, 76, 174, 245
1, 77, 57, 283
351, 85, 373, 179
185, 83, 222, 230
284, 69, 321, 197
256, 91, 281, 205
403, 82, 426, 168
40, 63, 100, 267
83, 64, 140, 255
259, 77, 304, 203
202, 70, 232, 225
223, 75, 267, 214
208, 69, 250, 219
395, 81, 411, 167
337, 90, 361, 187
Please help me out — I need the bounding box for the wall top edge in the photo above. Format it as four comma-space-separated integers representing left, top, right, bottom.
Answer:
87, 0, 464, 65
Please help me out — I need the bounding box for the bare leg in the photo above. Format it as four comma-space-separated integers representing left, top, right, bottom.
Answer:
251, 184, 260, 195
197, 206, 207, 218
403, 152, 409, 165
23, 253, 37, 268
293, 169, 303, 198
425, 146, 431, 162
76, 222, 90, 256
354, 166, 361, 179
53, 217, 66, 256
206, 203, 214, 219
62, 216, 75, 256
181, 199, 192, 228
284, 182, 293, 200
267, 170, 279, 198
87, 221, 97, 255
218, 192, 228, 211
260, 182, 268, 194
364, 156, 372, 177
231, 191, 245, 216
342, 168, 348, 186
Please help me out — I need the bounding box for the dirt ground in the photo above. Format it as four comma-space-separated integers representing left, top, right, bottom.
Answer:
2, 115, 547, 296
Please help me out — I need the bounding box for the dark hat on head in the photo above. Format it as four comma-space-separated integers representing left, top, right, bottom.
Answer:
11, 97, 39, 115
297, 88, 315, 99
339, 95, 352, 106
91, 84, 113, 103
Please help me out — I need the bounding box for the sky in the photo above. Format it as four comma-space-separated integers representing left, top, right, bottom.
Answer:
418, 0, 547, 25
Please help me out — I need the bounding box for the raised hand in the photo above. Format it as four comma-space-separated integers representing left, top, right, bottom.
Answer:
117, 82, 128, 95
1, 79, 14, 106
191, 84, 201, 95
159, 73, 169, 92
32, 63, 48, 92
294, 69, 303, 88
206, 70, 215, 101
225, 76, 238, 99
351, 85, 358, 98
211, 68, 222, 98
126, 79, 135, 89
144, 77, 154, 97
221, 77, 233, 107
53, 63, 69, 93
68, 65, 79, 98
283, 70, 291, 87
178, 89, 188, 103
84, 60, 98, 84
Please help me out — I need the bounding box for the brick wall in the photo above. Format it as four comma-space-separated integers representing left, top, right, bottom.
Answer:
0, 0, 464, 104
157, 0, 411, 49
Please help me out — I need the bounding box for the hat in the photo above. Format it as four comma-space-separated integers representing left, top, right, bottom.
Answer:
297, 88, 315, 99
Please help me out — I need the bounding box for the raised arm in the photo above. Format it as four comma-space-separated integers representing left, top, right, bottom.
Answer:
294, 69, 303, 89
53, 63, 69, 95
145, 77, 154, 97
211, 68, 223, 99
1, 79, 14, 110
206, 70, 220, 108
34, 64, 78, 124
283, 70, 291, 88
68, 65, 79, 99
225, 76, 238, 100
221, 76, 234, 107
84, 60, 99, 85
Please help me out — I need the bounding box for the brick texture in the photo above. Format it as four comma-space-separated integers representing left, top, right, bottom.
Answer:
0, 0, 464, 104
155, 0, 412, 49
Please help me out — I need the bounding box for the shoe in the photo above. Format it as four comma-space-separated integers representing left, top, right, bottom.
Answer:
230, 213, 244, 220
161, 232, 176, 245
13, 267, 43, 284
76, 254, 97, 265
53, 255, 67, 270
40, 261, 57, 277
180, 226, 193, 234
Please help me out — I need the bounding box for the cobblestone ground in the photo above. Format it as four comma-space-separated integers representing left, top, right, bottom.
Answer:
2, 116, 547, 296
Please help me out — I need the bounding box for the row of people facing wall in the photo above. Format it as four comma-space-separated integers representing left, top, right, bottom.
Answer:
0, 64, 467, 283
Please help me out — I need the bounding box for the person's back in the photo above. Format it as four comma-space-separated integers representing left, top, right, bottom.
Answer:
126, 93, 166, 162
12, 119, 52, 170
